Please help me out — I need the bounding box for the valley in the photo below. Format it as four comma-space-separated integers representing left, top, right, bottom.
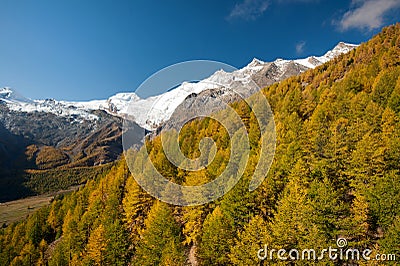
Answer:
0, 185, 82, 226
0, 23, 399, 265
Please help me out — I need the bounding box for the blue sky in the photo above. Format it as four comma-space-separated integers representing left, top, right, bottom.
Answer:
1, 0, 399, 100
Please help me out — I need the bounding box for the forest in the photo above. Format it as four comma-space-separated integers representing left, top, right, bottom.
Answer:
0, 24, 400, 265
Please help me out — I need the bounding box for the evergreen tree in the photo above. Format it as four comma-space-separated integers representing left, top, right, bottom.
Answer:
269, 160, 311, 249
86, 224, 108, 266
229, 215, 270, 266
159, 238, 185, 266
379, 216, 400, 261
182, 171, 210, 246
198, 206, 234, 265
122, 175, 153, 246
104, 220, 130, 266
133, 201, 184, 265
37, 239, 47, 266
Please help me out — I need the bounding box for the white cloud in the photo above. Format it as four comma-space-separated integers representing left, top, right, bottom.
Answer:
338, 0, 400, 31
227, 0, 270, 21
296, 41, 306, 55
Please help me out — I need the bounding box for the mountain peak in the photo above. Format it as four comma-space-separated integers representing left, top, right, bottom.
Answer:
0, 87, 31, 103
248, 58, 265, 67
336, 41, 358, 48
324, 42, 358, 60
0, 87, 13, 99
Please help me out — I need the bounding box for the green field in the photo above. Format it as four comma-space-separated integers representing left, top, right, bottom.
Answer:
0, 195, 52, 226
0, 186, 81, 226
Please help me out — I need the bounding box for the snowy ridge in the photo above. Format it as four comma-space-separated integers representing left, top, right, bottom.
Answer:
293, 42, 358, 68
270, 42, 358, 72
1, 88, 99, 123
0, 87, 32, 104
0, 42, 358, 130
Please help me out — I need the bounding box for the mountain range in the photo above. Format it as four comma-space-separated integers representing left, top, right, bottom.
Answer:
0, 41, 357, 201
1, 42, 357, 130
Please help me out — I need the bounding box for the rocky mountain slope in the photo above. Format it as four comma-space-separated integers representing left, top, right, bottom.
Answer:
0, 100, 143, 201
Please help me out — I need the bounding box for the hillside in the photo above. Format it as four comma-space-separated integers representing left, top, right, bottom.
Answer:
0, 24, 399, 265
0, 42, 355, 202
0, 102, 145, 202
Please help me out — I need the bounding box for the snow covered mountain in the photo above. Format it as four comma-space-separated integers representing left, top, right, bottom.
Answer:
1, 87, 100, 123
0, 42, 357, 130
0, 87, 32, 105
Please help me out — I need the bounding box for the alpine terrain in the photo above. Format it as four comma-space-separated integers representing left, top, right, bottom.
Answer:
0, 41, 356, 202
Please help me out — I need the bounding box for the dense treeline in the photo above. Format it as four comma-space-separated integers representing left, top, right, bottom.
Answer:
24, 164, 114, 195
0, 163, 113, 203
1, 24, 400, 265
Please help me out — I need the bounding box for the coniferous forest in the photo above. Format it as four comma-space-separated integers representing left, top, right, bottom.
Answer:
1, 24, 400, 265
